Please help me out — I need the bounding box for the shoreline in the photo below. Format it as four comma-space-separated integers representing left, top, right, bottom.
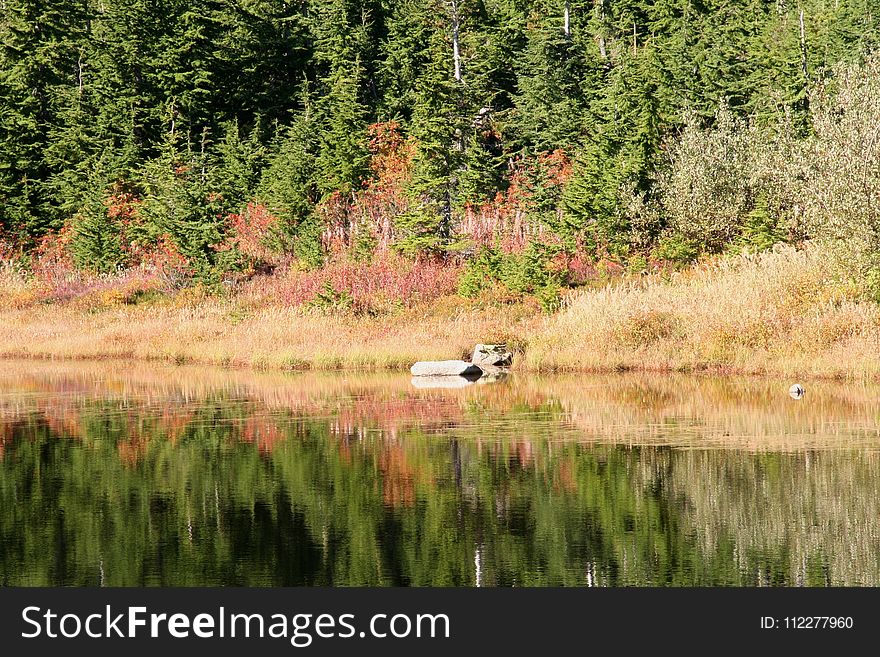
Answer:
0, 348, 864, 380
1, 316, 874, 383
4, 247, 880, 381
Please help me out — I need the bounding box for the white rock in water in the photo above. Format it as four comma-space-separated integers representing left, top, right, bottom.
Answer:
410, 360, 483, 377
410, 376, 475, 389
471, 344, 513, 367
789, 383, 805, 400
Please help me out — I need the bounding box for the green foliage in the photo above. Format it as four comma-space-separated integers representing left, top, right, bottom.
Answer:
4, 0, 880, 293
659, 108, 758, 253
211, 121, 268, 212
135, 136, 226, 283
69, 194, 126, 274
562, 50, 662, 256
393, 208, 451, 256
256, 114, 319, 238
652, 235, 699, 264
458, 242, 563, 311
732, 198, 788, 253
292, 219, 326, 269
307, 280, 354, 312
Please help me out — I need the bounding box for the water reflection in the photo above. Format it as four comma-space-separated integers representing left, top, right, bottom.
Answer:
1, 361, 878, 586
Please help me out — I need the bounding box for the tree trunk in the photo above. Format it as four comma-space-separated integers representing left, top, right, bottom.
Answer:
451, 0, 462, 82
595, 0, 607, 58
799, 8, 809, 83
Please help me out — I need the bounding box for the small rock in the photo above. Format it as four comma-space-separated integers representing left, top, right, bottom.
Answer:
471, 344, 512, 367
410, 360, 483, 377
789, 383, 805, 400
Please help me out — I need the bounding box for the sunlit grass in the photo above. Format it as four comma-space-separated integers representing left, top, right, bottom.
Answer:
3, 243, 880, 379
0, 292, 537, 371
526, 245, 880, 379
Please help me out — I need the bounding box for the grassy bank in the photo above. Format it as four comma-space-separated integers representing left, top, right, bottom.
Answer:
2, 245, 879, 378
527, 246, 880, 379
0, 295, 538, 371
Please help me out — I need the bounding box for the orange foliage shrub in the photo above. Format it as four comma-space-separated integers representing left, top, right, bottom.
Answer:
244, 252, 462, 314
461, 149, 573, 252
320, 121, 415, 254
219, 202, 282, 267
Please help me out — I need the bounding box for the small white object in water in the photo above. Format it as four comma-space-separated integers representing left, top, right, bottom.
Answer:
789, 383, 805, 400
410, 376, 475, 390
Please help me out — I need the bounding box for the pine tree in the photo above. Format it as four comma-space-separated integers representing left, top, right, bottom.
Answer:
563, 45, 662, 254
136, 129, 227, 281
256, 110, 321, 262
512, 3, 590, 152
0, 0, 92, 238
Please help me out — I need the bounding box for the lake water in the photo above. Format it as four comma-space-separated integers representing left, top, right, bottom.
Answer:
1, 360, 879, 586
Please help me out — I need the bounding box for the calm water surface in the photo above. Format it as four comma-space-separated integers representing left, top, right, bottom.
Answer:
1, 361, 879, 586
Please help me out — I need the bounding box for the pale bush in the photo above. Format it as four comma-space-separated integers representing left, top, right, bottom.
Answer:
660, 108, 757, 251
659, 107, 806, 255
803, 53, 880, 287
658, 52, 880, 284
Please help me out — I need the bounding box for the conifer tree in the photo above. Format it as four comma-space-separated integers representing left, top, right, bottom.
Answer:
0, 0, 91, 237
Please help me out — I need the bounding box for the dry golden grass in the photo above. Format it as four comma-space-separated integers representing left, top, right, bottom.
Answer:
0, 292, 538, 371
3, 244, 880, 378
526, 245, 880, 378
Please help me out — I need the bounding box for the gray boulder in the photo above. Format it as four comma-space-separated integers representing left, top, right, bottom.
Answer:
410, 360, 483, 377
471, 343, 512, 367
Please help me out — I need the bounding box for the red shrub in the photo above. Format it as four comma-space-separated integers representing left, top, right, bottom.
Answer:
320, 121, 415, 254
460, 149, 572, 253
219, 202, 281, 266
246, 253, 462, 313
31, 224, 78, 290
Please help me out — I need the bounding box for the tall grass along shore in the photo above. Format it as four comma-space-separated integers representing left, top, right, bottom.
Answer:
3, 244, 879, 380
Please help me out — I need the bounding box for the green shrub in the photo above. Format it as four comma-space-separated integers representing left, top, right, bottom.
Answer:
458, 242, 563, 311
307, 281, 354, 312
69, 199, 126, 274
653, 235, 699, 264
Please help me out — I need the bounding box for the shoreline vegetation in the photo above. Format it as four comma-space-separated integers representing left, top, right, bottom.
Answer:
4, 5, 880, 380
3, 244, 880, 380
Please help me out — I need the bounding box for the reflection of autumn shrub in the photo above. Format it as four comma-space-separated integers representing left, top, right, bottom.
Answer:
379, 444, 416, 507
244, 253, 461, 314
237, 416, 287, 454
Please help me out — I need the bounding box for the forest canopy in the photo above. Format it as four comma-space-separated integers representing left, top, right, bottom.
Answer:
2, 0, 880, 296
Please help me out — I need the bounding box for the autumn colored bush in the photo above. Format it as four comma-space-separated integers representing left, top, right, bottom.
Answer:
460, 149, 573, 252
319, 121, 415, 254
217, 202, 283, 271
243, 252, 462, 314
